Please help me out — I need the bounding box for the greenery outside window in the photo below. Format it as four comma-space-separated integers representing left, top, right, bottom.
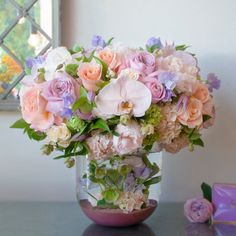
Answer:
0, 0, 60, 110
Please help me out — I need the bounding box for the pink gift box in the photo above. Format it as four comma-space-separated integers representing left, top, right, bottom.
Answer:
213, 183, 236, 224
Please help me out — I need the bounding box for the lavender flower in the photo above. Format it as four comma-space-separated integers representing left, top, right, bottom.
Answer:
162, 89, 175, 102
124, 173, 136, 191
25, 56, 45, 69
91, 35, 106, 48
146, 37, 162, 49
207, 73, 221, 92
177, 94, 189, 112
158, 71, 177, 90
134, 166, 151, 179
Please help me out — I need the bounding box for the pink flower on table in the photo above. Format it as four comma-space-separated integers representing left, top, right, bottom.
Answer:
113, 121, 144, 155
41, 72, 80, 116
177, 97, 203, 128
94, 75, 152, 118
129, 51, 156, 76
141, 75, 166, 103
184, 197, 213, 223
77, 62, 102, 91
20, 86, 55, 131
193, 82, 210, 104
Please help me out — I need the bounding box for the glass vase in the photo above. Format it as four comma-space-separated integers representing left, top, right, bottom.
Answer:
76, 153, 162, 227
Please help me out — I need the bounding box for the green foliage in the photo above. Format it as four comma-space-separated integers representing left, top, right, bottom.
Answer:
72, 87, 94, 113
143, 104, 162, 126
10, 119, 46, 141
106, 37, 114, 46
144, 176, 162, 187
203, 114, 212, 123
67, 116, 86, 132
89, 118, 111, 133
146, 44, 159, 53
65, 64, 79, 77
143, 133, 160, 151
93, 56, 109, 81
103, 189, 119, 203
201, 182, 212, 202
175, 44, 189, 51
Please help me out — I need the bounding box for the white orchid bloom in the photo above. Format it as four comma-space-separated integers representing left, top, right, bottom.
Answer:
95, 75, 152, 118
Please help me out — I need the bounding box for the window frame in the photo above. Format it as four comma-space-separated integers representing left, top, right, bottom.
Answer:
0, 0, 61, 111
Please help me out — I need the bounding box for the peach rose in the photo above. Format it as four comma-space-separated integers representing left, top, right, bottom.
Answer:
98, 48, 125, 73
20, 86, 54, 131
202, 97, 215, 128
77, 62, 102, 91
177, 97, 203, 128
98, 49, 114, 66
193, 83, 210, 104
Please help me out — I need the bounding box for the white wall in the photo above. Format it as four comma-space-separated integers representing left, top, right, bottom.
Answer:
0, 0, 235, 202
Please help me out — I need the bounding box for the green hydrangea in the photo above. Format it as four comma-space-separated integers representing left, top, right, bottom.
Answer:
67, 116, 85, 132
143, 104, 162, 126
143, 133, 160, 151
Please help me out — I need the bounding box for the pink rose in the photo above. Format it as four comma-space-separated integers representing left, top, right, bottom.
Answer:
184, 197, 213, 223
193, 83, 210, 104
177, 97, 203, 128
20, 86, 55, 131
141, 76, 166, 102
77, 62, 102, 91
42, 72, 80, 115
114, 121, 143, 155
202, 97, 215, 128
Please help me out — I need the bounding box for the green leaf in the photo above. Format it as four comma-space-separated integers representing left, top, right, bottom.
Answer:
146, 44, 159, 53
83, 50, 95, 63
93, 56, 108, 80
79, 86, 88, 98
144, 176, 162, 187
106, 37, 114, 45
201, 182, 212, 202
103, 189, 119, 203
65, 64, 79, 77
10, 119, 28, 129
119, 165, 132, 176
175, 44, 189, 51
203, 114, 212, 123
89, 118, 110, 132
189, 132, 201, 141
106, 169, 121, 184
192, 138, 204, 147
72, 44, 82, 53
27, 130, 46, 141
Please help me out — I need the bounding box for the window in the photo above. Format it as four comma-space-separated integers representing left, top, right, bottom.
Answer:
0, 0, 60, 110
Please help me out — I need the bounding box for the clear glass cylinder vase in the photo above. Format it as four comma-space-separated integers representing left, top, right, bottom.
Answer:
76, 153, 162, 227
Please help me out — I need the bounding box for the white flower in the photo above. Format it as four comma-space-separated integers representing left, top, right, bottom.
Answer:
44, 47, 73, 80
95, 75, 152, 118
46, 123, 71, 146
119, 68, 139, 80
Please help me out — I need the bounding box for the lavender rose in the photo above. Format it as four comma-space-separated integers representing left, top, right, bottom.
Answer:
42, 72, 79, 116
129, 51, 156, 76
184, 197, 213, 223
141, 76, 166, 103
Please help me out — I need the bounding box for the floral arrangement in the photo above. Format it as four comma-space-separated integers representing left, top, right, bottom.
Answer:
12, 35, 220, 212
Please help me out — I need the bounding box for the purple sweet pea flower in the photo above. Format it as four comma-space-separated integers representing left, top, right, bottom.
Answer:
158, 71, 178, 90
177, 94, 189, 112
146, 37, 162, 49
60, 94, 75, 118
124, 173, 136, 191
162, 89, 176, 102
77, 110, 93, 121
25, 55, 45, 69
134, 166, 151, 179
184, 197, 213, 223
91, 35, 106, 48
87, 91, 95, 102
207, 73, 221, 92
